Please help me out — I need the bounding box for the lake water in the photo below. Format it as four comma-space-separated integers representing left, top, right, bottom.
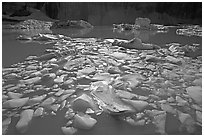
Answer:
2, 26, 201, 67
2, 25, 202, 135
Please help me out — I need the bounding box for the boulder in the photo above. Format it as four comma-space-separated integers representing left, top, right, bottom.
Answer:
12, 19, 53, 30
16, 109, 34, 133
135, 18, 151, 29
51, 20, 93, 29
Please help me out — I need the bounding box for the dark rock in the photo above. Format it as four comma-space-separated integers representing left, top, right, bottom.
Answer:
10, 5, 31, 17
50, 20, 93, 29
12, 19, 53, 30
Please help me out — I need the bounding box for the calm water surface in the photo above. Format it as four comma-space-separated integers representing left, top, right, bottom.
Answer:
2, 25, 202, 135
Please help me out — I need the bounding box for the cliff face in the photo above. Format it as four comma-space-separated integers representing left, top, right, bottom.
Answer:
2, 2, 202, 26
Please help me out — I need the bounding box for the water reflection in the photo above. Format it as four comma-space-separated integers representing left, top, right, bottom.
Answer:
7, 26, 93, 38
113, 28, 169, 42
133, 30, 157, 42
52, 27, 93, 37
10, 28, 52, 36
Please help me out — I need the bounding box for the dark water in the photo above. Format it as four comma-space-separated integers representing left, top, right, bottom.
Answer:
2, 25, 202, 135
2, 26, 201, 68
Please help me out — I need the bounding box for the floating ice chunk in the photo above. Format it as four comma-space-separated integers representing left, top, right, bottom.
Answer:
105, 39, 128, 43
122, 99, 148, 111
126, 117, 146, 126
58, 94, 72, 102
121, 73, 145, 88
191, 105, 202, 112
73, 113, 97, 130
186, 86, 202, 104
61, 127, 77, 135
16, 109, 34, 133
65, 108, 75, 119
19, 77, 41, 84
91, 81, 134, 114
192, 78, 202, 87
176, 96, 188, 106
26, 65, 39, 70
40, 97, 56, 107
160, 103, 177, 115
41, 73, 56, 82
145, 109, 165, 117
34, 107, 44, 117
167, 97, 175, 103
4, 73, 19, 79
54, 89, 65, 96
110, 52, 130, 60
91, 73, 112, 82
54, 74, 67, 83
115, 90, 138, 99
60, 100, 67, 110
37, 53, 57, 61
196, 111, 202, 126
50, 104, 61, 112
2, 117, 11, 135
72, 94, 99, 113
3, 97, 29, 108
178, 111, 196, 133
27, 94, 47, 106
85, 108, 95, 114
152, 111, 167, 134
77, 67, 96, 76
165, 55, 182, 64
7, 92, 23, 99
